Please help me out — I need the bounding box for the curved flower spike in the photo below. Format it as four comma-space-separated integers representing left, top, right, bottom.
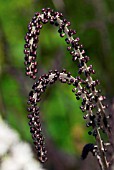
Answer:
24, 8, 111, 170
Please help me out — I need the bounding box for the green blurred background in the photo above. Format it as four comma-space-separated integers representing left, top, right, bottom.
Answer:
0, 0, 114, 169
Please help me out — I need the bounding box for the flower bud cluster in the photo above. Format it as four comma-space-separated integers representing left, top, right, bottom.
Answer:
24, 8, 111, 168
27, 69, 79, 162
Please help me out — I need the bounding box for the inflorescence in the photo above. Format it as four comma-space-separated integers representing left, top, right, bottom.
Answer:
24, 8, 111, 170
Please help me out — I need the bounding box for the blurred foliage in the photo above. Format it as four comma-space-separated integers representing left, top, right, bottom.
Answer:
0, 0, 114, 167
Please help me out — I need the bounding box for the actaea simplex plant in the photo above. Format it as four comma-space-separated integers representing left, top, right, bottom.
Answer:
24, 8, 113, 170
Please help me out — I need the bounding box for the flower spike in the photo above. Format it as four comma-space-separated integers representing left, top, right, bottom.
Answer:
24, 8, 111, 169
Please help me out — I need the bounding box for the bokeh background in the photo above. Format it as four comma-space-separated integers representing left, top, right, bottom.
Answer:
0, 0, 114, 170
